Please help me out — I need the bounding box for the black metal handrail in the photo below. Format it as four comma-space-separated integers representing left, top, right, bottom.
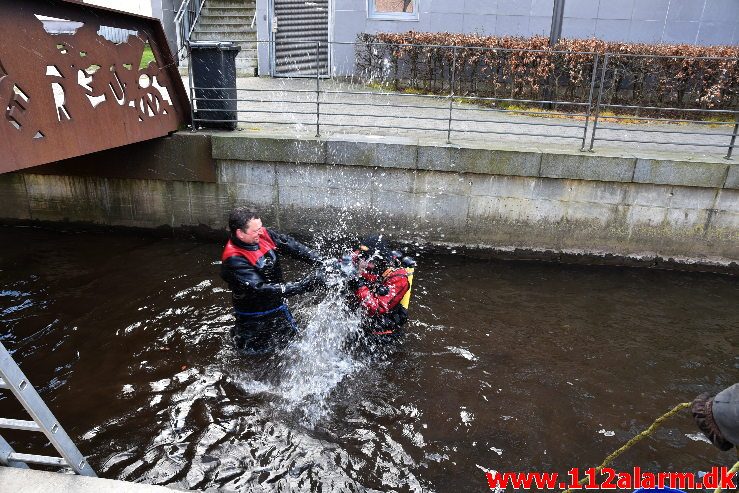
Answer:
186, 40, 739, 159
174, 0, 206, 58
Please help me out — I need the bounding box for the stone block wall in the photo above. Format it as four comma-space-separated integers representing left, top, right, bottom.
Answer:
1, 132, 737, 267
208, 134, 738, 265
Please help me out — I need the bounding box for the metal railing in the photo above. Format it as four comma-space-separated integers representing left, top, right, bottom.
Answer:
174, 0, 206, 59
588, 52, 739, 158
186, 40, 739, 159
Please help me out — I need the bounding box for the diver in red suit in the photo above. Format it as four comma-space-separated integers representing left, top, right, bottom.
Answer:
347, 236, 414, 339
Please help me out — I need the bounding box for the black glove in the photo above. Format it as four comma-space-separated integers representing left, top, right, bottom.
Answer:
692, 392, 734, 451
347, 277, 367, 292
299, 269, 326, 293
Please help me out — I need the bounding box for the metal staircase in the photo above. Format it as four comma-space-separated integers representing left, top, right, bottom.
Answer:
0, 341, 95, 476
177, 0, 258, 76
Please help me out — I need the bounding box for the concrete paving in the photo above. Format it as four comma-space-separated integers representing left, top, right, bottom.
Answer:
184, 75, 738, 162
0, 466, 183, 492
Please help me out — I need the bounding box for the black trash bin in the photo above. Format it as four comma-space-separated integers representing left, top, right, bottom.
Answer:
190, 41, 241, 130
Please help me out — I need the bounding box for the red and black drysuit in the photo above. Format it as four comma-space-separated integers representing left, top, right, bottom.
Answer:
220, 228, 320, 352
353, 267, 410, 336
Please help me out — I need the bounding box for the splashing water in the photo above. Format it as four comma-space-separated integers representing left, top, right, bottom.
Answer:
275, 272, 365, 426
269, 225, 406, 426
229, 211, 383, 428
230, 242, 372, 428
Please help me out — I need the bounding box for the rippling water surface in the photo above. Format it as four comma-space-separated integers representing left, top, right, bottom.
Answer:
0, 225, 737, 492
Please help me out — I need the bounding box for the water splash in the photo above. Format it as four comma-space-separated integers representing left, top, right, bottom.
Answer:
275, 277, 364, 426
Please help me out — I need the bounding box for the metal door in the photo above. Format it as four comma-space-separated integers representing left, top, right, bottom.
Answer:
270, 0, 329, 77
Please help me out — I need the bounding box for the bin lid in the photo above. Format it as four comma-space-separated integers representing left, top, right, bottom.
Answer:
189, 41, 240, 50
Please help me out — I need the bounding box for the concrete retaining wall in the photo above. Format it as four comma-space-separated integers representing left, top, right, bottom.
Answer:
1, 132, 737, 267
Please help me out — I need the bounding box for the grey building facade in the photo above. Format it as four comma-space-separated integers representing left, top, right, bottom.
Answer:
256, 0, 739, 76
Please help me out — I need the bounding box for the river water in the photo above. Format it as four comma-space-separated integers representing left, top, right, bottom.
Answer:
0, 225, 736, 492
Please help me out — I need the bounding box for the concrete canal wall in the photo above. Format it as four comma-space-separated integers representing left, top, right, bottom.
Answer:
1, 132, 737, 268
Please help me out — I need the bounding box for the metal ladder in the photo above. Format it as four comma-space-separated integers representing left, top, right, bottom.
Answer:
0, 341, 96, 476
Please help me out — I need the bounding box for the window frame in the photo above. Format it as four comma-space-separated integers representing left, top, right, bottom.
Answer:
367, 0, 420, 21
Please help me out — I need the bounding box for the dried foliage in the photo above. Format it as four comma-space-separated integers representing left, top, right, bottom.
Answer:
355, 32, 739, 116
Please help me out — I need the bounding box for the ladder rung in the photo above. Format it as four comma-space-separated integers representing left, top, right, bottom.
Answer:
0, 341, 96, 477
0, 418, 42, 431
8, 452, 67, 467
0, 378, 9, 389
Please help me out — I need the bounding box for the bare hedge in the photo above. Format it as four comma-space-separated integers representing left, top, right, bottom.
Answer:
355, 32, 739, 115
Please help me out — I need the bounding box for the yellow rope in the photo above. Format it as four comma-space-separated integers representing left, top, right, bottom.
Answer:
561, 402, 692, 493
713, 460, 739, 493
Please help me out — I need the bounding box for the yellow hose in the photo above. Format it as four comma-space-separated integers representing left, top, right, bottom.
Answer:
562, 402, 692, 493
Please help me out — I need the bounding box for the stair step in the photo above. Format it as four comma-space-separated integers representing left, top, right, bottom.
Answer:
202, 7, 255, 15
207, 1, 255, 8
207, 0, 255, 4
201, 9, 254, 18
192, 31, 257, 41
203, 5, 254, 10
195, 24, 256, 32
199, 15, 253, 23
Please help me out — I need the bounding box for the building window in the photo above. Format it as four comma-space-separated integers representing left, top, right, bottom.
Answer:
368, 0, 419, 21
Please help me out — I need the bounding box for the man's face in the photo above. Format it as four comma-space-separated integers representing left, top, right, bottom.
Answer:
357, 257, 370, 274
236, 218, 263, 245
355, 246, 380, 274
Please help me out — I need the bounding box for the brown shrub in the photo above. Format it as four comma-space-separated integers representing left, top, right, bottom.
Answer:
355, 32, 739, 115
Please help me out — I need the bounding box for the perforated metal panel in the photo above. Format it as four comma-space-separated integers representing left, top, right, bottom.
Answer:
272, 0, 329, 77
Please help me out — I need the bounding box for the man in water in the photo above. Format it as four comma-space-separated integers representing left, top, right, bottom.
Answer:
220, 207, 324, 353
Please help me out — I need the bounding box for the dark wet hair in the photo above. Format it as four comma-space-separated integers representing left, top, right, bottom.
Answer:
228, 207, 259, 235
358, 234, 389, 260
359, 234, 402, 271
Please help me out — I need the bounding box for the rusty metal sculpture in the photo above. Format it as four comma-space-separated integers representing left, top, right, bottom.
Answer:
0, 0, 190, 174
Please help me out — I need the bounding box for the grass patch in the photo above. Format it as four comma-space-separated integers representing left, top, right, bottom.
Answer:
401, 87, 429, 95
701, 114, 736, 128
140, 44, 156, 69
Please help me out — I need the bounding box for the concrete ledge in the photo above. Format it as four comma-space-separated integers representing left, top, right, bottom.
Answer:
4, 131, 737, 266
417, 144, 451, 171
326, 135, 417, 169
540, 152, 635, 182
208, 132, 737, 189
452, 147, 542, 176
212, 133, 325, 164
722, 163, 739, 188
633, 158, 729, 188
0, 467, 180, 493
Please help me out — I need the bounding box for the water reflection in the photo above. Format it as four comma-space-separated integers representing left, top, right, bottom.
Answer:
0, 226, 736, 491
